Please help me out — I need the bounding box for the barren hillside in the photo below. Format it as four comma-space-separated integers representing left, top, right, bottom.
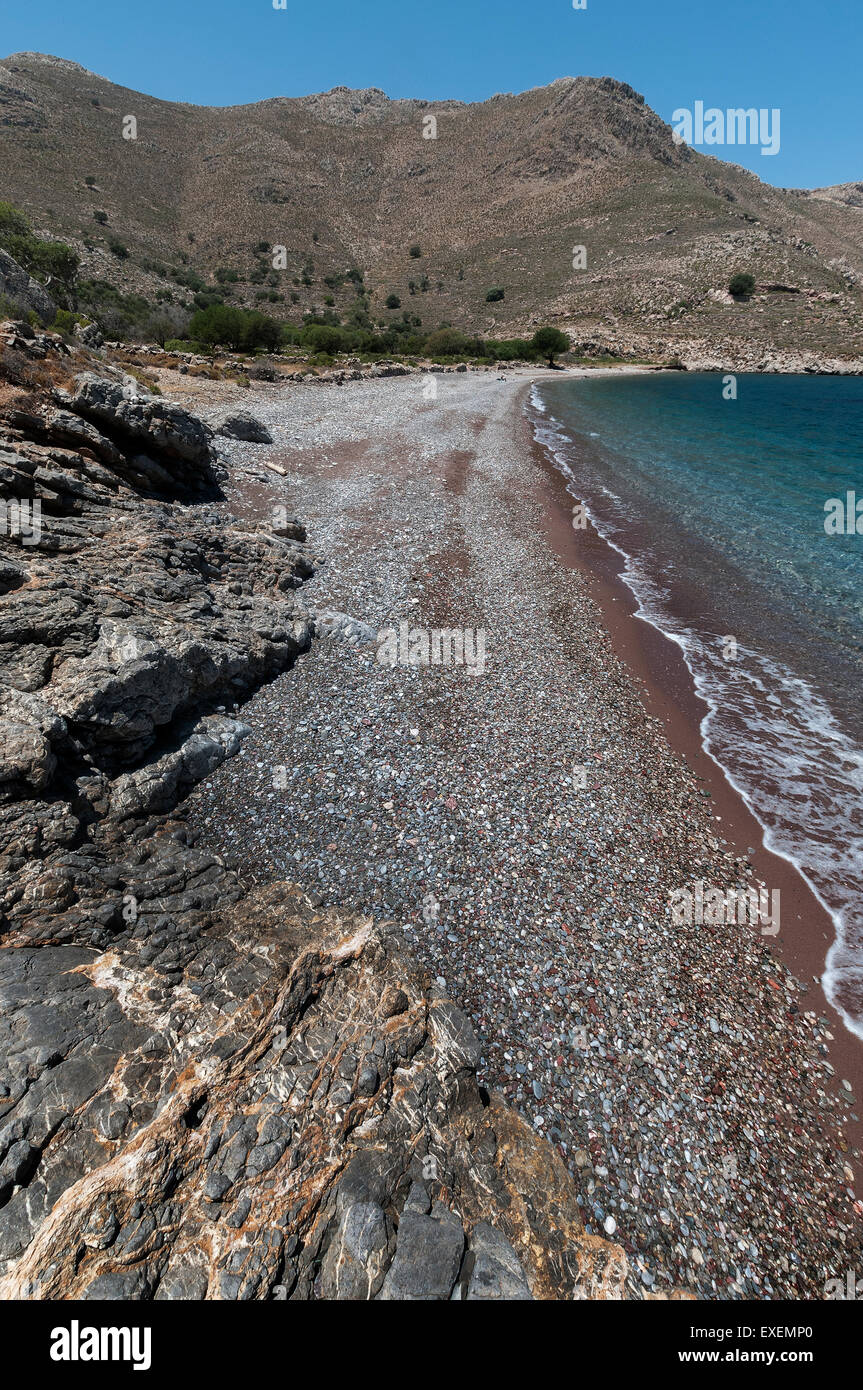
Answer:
1, 51, 862, 359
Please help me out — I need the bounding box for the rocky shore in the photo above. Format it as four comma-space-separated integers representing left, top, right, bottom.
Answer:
2, 325, 860, 1301
0, 324, 628, 1300
179, 362, 862, 1299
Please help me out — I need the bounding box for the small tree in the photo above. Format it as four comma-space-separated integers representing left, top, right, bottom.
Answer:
240, 310, 282, 352
425, 327, 471, 357
729, 272, 756, 297
531, 326, 570, 366
486, 287, 505, 302
145, 306, 192, 347
385, 293, 401, 309
409, 244, 422, 258
189, 303, 245, 350
303, 324, 345, 356
93, 210, 108, 225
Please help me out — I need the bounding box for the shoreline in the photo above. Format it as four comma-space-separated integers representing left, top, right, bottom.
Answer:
519, 379, 863, 1173
180, 365, 862, 1296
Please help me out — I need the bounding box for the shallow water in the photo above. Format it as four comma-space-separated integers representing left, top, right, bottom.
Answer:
531, 371, 863, 1038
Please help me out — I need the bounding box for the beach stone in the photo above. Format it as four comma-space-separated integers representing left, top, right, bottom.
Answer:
379, 1203, 465, 1301
216, 411, 273, 444
464, 1223, 533, 1301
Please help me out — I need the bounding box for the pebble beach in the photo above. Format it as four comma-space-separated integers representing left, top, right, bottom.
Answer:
180, 366, 863, 1299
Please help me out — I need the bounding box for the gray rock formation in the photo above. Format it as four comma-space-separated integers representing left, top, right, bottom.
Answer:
64, 372, 218, 475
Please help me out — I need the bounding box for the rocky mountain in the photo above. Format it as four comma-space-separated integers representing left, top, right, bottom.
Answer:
1, 51, 862, 361
812, 182, 863, 210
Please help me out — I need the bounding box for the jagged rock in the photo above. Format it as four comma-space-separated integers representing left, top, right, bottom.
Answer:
75, 322, 104, 349
109, 715, 251, 818
215, 411, 273, 444
0, 689, 65, 792
312, 608, 377, 645
45, 409, 124, 465
67, 372, 216, 468
0, 890, 628, 1301
320, 1201, 390, 1299
379, 1200, 465, 1300
270, 516, 306, 542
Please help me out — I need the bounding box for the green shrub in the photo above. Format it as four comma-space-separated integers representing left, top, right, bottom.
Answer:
409, 245, 422, 258
488, 337, 532, 361
729, 272, 756, 297
0, 201, 79, 302
485, 287, 505, 302
171, 267, 206, 292
385, 293, 401, 309
51, 308, 80, 335
73, 278, 190, 343
424, 327, 473, 358
93, 210, 108, 225
302, 324, 345, 356
108, 238, 128, 258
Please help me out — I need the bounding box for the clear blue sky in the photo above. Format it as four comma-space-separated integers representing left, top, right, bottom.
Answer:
2, 0, 860, 188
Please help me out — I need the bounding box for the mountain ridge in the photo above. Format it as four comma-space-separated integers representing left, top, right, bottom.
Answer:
1, 51, 862, 361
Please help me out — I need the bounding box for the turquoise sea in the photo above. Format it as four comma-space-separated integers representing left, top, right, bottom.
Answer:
531, 372, 863, 1037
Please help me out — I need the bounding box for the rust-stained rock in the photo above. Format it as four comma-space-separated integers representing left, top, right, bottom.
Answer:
0, 877, 627, 1300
